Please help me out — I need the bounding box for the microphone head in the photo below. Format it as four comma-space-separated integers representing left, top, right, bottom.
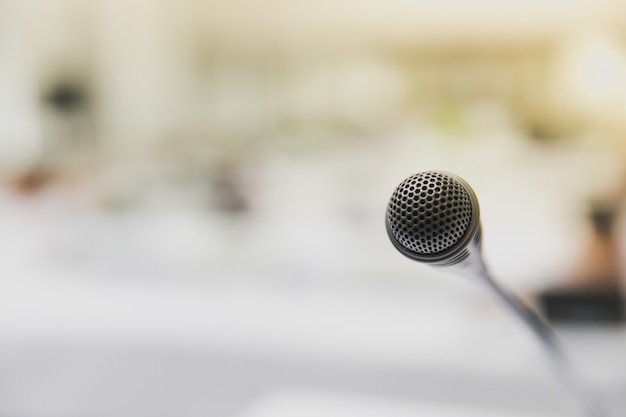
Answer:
386, 171, 481, 266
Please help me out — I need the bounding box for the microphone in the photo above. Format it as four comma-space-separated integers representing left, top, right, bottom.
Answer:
386, 171, 483, 273
386, 171, 605, 417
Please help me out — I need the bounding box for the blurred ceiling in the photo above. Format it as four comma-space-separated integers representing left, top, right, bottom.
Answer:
192, 0, 626, 49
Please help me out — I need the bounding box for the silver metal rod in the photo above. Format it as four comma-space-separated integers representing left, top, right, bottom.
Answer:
473, 263, 606, 417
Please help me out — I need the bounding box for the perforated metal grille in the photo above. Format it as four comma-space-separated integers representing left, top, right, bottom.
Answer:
387, 172, 473, 255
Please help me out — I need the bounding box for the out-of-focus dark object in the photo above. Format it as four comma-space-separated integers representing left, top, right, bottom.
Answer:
211, 155, 250, 215
538, 200, 625, 324
39, 74, 96, 157
539, 288, 624, 324
44, 81, 87, 113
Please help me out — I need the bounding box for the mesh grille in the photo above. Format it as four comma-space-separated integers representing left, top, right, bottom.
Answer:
387, 172, 473, 255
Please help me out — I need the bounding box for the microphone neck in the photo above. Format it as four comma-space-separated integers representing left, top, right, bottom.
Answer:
435, 234, 485, 277
451, 248, 606, 417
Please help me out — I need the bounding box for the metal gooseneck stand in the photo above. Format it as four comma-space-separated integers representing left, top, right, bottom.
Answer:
467, 257, 606, 417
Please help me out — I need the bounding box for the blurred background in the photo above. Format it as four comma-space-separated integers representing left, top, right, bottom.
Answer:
1, 0, 626, 416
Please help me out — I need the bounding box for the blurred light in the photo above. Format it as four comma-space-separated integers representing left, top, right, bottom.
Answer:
555, 30, 626, 121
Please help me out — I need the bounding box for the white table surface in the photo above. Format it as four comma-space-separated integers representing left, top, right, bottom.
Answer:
237, 389, 570, 417
0, 275, 624, 417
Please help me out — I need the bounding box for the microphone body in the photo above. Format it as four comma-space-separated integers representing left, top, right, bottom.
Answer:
386, 171, 605, 417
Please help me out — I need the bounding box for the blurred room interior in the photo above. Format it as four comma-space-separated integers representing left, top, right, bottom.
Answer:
1, 0, 626, 416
